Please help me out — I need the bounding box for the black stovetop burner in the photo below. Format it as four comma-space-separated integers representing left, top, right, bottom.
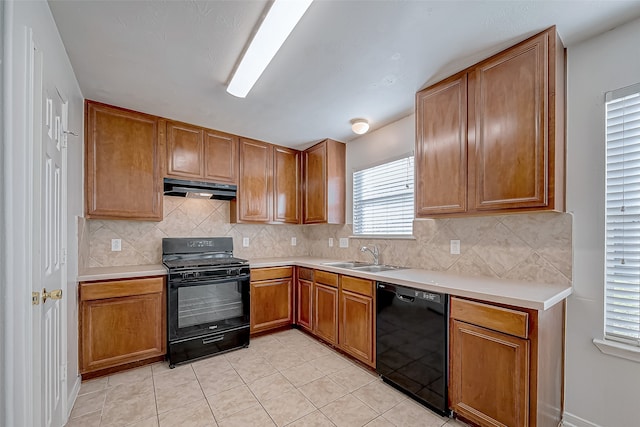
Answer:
162, 237, 248, 270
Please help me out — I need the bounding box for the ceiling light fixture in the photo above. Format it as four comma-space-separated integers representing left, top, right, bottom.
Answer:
351, 119, 370, 135
227, 0, 313, 98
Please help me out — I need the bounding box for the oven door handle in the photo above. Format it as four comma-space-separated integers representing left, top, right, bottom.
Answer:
171, 274, 250, 286
202, 336, 224, 345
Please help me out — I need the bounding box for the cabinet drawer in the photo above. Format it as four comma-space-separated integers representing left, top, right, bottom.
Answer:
341, 276, 373, 297
251, 267, 293, 282
450, 297, 528, 339
298, 267, 314, 281
315, 270, 338, 287
80, 277, 164, 301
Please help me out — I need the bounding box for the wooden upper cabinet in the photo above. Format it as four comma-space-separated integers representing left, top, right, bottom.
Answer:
85, 100, 163, 221
470, 30, 549, 211
204, 130, 238, 184
232, 138, 273, 223
303, 139, 346, 224
166, 121, 204, 179
416, 74, 468, 216
166, 122, 239, 185
232, 139, 301, 224
415, 26, 565, 217
274, 146, 300, 224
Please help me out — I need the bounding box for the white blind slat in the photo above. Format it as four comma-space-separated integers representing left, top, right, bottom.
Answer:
353, 156, 414, 235
605, 87, 640, 346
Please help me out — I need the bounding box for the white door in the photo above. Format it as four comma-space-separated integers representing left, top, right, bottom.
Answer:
31, 34, 67, 427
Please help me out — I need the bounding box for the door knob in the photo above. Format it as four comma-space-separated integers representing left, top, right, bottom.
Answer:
42, 288, 63, 303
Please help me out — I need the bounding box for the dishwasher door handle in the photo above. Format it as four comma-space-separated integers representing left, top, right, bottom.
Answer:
396, 294, 415, 303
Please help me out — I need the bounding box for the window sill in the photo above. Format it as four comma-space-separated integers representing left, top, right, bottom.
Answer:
593, 338, 640, 363
349, 235, 417, 240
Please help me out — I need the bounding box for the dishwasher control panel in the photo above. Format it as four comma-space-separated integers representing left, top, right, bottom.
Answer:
377, 283, 443, 303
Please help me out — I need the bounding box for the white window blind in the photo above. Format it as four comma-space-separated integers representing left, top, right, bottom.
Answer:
605, 83, 640, 345
353, 155, 414, 236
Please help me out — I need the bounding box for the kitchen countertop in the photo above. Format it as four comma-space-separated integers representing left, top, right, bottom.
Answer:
78, 264, 167, 282
249, 256, 572, 311
77, 257, 572, 311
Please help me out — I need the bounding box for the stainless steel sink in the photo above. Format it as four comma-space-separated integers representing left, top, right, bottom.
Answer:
321, 261, 406, 272
351, 264, 405, 272
321, 261, 372, 268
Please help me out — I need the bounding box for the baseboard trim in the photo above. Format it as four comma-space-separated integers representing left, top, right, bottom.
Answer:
63, 375, 81, 426
563, 412, 602, 427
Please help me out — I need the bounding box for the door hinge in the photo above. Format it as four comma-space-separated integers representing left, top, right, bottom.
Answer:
61, 248, 67, 265
32, 292, 40, 305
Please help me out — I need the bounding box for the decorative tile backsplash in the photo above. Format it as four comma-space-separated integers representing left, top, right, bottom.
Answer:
83, 197, 308, 268
81, 196, 572, 285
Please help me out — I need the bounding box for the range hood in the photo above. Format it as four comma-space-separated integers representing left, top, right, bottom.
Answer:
163, 178, 237, 200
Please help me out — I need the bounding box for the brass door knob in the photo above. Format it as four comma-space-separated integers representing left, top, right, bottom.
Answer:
42, 288, 63, 303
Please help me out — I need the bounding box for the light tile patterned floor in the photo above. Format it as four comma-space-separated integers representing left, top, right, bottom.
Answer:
66, 329, 469, 427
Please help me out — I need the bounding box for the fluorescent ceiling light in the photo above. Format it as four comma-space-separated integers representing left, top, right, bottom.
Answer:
227, 0, 313, 98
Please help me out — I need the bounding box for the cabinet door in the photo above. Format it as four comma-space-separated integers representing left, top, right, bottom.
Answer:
235, 138, 272, 222
204, 130, 238, 184
339, 289, 374, 366
250, 278, 292, 333
79, 277, 166, 375
166, 121, 204, 178
303, 141, 327, 223
415, 74, 468, 216
470, 31, 548, 211
450, 319, 530, 427
85, 101, 162, 220
313, 283, 338, 345
274, 146, 300, 223
296, 278, 313, 331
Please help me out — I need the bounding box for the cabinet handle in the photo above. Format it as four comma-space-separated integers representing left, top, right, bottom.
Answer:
202, 336, 224, 345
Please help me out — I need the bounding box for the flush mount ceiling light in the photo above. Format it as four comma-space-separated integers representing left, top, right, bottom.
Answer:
227, 0, 313, 98
351, 119, 370, 135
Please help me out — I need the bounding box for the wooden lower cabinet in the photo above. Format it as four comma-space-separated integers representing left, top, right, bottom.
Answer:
250, 267, 293, 334
313, 282, 338, 345
339, 289, 374, 367
451, 320, 530, 426
449, 297, 564, 427
296, 277, 313, 331
79, 276, 166, 377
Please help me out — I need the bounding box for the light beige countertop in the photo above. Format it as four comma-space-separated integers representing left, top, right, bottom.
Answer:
249, 256, 572, 311
77, 257, 571, 310
78, 264, 167, 282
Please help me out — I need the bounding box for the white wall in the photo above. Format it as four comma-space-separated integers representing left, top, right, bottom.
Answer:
3, 0, 83, 425
565, 17, 640, 427
345, 115, 415, 224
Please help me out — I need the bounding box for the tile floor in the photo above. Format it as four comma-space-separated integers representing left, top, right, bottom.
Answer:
66, 329, 468, 427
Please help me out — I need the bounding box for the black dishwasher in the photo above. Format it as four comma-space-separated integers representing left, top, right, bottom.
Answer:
376, 282, 449, 415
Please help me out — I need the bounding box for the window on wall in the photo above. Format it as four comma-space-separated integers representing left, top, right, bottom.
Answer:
353, 155, 414, 236
605, 83, 640, 346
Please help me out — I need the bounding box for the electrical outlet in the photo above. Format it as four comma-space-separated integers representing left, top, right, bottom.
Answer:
111, 239, 122, 252
339, 238, 349, 248
328, 238, 334, 247
242, 237, 250, 247
291, 237, 297, 246
450, 239, 460, 255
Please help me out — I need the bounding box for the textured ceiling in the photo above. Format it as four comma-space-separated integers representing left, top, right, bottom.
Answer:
49, 0, 640, 149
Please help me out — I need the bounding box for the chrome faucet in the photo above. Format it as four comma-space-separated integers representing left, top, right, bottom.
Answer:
361, 244, 379, 265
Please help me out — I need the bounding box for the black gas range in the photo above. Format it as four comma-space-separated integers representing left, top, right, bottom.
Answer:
162, 237, 250, 367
